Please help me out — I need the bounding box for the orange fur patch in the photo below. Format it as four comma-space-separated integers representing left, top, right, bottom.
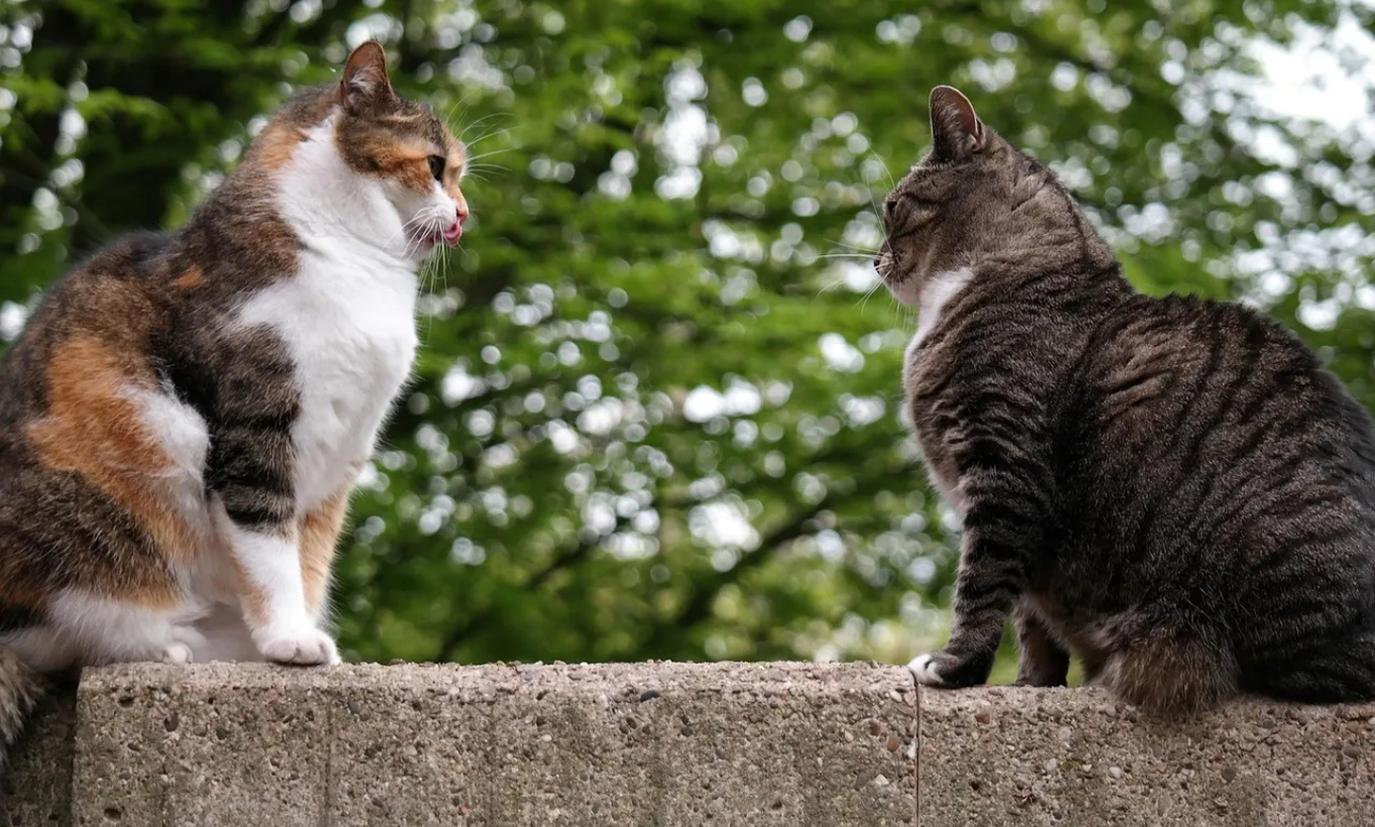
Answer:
255, 124, 307, 171
300, 489, 351, 614
0, 578, 47, 618
27, 337, 191, 607
373, 146, 435, 193
173, 264, 205, 289
229, 553, 275, 629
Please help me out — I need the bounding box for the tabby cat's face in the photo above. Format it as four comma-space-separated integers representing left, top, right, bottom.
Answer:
877, 85, 1064, 305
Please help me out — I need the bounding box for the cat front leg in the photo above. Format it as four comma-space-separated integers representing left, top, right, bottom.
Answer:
909, 445, 1050, 688
203, 337, 340, 666
299, 486, 352, 624
217, 515, 339, 665
909, 524, 1021, 686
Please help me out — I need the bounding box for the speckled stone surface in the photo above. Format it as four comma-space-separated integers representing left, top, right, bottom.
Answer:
71, 662, 917, 826
9, 664, 1375, 825
919, 685, 1375, 826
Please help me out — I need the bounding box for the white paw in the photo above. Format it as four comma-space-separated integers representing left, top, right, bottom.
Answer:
162, 642, 194, 664
160, 627, 206, 665
908, 653, 947, 687
254, 626, 340, 666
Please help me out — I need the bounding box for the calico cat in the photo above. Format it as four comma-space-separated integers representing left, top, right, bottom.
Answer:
0, 42, 469, 765
885, 85, 1375, 715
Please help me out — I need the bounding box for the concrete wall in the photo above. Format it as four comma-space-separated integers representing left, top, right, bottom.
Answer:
2, 662, 1372, 825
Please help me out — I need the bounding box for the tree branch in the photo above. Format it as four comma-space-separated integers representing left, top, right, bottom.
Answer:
638, 492, 835, 657
433, 508, 638, 661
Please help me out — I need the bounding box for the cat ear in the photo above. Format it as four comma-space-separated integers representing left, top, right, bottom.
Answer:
339, 41, 395, 113
929, 85, 985, 160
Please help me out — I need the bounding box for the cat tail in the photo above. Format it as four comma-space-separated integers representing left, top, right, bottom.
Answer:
1087, 614, 1237, 717
0, 647, 42, 770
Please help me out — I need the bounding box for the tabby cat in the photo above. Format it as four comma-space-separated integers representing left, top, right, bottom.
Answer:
886, 85, 1375, 715
0, 42, 469, 765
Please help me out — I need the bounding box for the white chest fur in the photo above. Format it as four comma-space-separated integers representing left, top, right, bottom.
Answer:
238, 249, 418, 512
242, 112, 424, 513
903, 267, 976, 515
905, 267, 974, 360
901, 267, 976, 422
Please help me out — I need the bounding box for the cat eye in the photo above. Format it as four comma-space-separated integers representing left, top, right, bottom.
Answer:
886, 191, 939, 226
427, 155, 446, 182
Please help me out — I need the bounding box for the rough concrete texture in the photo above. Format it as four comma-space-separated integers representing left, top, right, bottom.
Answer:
7, 664, 1375, 826
72, 662, 917, 826
2, 685, 76, 827
920, 685, 1375, 826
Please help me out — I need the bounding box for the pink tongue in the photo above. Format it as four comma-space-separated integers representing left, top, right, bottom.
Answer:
443, 221, 463, 246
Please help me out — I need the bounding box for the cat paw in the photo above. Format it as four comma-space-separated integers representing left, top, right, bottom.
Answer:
162, 642, 195, 664
908, 650, 991, 688
254, 626, 340, 666
160, 627, 207, 665
908, 653, 947, 687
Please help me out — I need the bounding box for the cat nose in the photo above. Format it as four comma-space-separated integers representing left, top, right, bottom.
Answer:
456, 205, 469, 224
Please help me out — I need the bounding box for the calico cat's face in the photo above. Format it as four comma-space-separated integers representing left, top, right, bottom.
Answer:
877, 85, 1067, 304
331, 42, 470, 256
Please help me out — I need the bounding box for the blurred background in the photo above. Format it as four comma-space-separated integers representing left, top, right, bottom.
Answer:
2, 1, 1375, 679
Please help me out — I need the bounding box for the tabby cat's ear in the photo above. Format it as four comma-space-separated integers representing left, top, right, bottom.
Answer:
929, 85, 985, 161
339, 41, 395, 113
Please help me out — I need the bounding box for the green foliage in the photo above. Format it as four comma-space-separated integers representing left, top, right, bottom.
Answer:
4, 0, 1374, 678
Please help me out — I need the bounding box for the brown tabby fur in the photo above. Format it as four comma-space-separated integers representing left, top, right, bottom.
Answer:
885, 86, 1375, 716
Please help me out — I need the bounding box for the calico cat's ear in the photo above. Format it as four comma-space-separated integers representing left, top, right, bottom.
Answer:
929, 85, 985, 160
339, 41, 395, 113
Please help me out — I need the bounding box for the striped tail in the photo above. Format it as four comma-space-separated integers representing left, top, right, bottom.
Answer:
0, 647, 42, 770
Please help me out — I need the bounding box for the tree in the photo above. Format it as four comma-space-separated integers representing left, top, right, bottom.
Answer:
4, 0, 1374, 678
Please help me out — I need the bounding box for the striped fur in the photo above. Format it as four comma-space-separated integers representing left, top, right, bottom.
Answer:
888, 86, 1375, 716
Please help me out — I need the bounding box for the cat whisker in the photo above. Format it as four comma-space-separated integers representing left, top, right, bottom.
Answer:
463, 127, 517, 150
456, 113, 503, 138
434, 101, 466, 142
816, 276, 850, 296
463, 163, 508, 178
462, 168, 507, 185
457, 113, 513, 143
463, 147, 514, 164
862, 180, 886, 225
401, 208, 445, 235
867, 150, 896, 190
857, 278, 886, 312
825, 238, 881, 255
